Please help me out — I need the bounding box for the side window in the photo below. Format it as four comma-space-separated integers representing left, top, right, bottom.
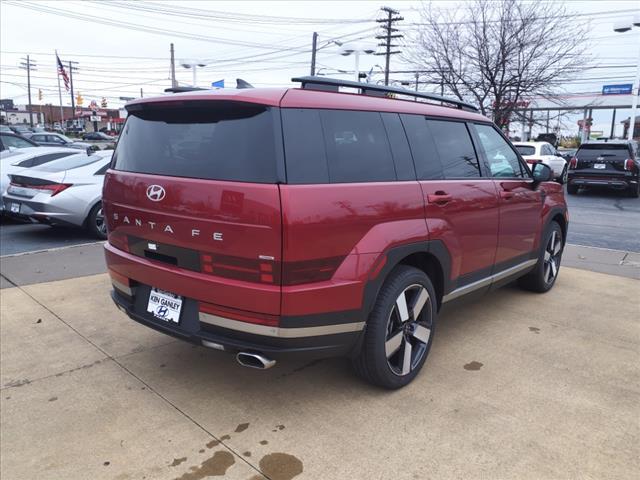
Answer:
48, 135, 63, 144
380, 113, 415, 181
427, 120, 480, 178
319, 110, 396, 183
474, 124, 525, 178
3, 135, 34, 149
400, 114, 444, 180
281, 109, 329, 184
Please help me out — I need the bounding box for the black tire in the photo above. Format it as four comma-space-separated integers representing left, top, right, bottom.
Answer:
628, 182, 639, 198
558, 166, 568, 185
352, 265, 437, 389
86, 202, 107, 240
567, 183, 578, 195
518, 221, 563, 293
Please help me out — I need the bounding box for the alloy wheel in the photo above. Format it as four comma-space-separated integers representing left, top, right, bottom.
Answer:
385, 284, 433, 376
543, 230, 562, 284
96, 207, 107, 235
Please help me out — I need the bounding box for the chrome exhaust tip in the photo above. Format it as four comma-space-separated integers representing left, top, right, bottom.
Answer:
236, 352, 276, 370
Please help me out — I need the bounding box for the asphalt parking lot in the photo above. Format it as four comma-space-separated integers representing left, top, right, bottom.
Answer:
1, 187, 639, 480
1, 185, 639, 257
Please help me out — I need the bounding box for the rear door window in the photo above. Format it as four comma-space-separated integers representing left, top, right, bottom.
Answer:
427, 120, 481, 178
400, 114, 444, 180
113, 102, 279, 183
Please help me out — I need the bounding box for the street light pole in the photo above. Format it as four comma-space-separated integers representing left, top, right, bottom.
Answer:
614, 18, 640, 140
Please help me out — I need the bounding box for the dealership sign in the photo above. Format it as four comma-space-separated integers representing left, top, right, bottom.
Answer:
602, 84, 633, 95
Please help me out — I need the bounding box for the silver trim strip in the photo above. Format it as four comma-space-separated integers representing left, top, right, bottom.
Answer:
199, 312, 365, 338
112, 280, 134, 297
442, 259, 537, 303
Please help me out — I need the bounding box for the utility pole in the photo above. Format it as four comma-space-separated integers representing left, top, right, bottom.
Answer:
310, 32, 318, 76
170, 43, 177, 88
19, 55, 36, 127
68, 60, 79, 124
375, 6, 403, 86
140, 88, 144, 98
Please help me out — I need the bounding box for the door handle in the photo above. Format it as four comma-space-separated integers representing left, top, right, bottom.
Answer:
427, 192, 452, 205
500, 191, 515, 200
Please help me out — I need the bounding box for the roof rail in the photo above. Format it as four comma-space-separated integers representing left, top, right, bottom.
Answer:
291, 76, 478, 112
163, 86, 208, 93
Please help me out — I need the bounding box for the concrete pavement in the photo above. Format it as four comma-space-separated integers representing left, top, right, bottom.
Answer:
1, 256, 639, 479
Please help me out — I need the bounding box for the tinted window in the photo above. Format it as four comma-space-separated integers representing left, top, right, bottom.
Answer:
113, 103, 278, 183
2, 135, 36, 149
475, 124, 525, 178
515, 145, 536, 156
577, 144, 630, 160
400, 114, 443, 180
319, 110, 395, 183
282, 109, 329, 183
16, 152, 75, 168
427, 120, 480, 178
380, 113, 415, 181
36, 153, 104, 172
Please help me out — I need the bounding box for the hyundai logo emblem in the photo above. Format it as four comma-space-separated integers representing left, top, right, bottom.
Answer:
146, 185, 166, 202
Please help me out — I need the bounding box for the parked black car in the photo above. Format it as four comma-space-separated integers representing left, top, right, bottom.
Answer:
82, 131, 114, 141
557, 148, 577, 162
535, 133, 559, 148
567, 140, 639, 197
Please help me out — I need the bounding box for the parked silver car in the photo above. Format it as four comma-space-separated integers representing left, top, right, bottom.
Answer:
26, 132, 92, 150
1, 147, 78, 212
2, 150, 113, 239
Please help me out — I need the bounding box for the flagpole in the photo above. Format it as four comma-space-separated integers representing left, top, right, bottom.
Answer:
55, 50, 64, 129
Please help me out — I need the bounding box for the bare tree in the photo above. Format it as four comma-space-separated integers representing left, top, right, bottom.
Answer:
405, 0, 589, 129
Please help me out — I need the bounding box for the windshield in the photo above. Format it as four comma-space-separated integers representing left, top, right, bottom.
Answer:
113, 102, 278, 183
515, 145, 536, 156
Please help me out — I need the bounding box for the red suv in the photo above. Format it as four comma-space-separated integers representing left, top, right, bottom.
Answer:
103, 77, 568, 388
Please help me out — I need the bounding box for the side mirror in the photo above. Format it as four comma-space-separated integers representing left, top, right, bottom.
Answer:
532, 162, 552, 183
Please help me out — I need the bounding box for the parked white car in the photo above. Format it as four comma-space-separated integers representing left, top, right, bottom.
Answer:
2, 150, 113, 238
513, 141, 568, 183
0, 147, 78, 212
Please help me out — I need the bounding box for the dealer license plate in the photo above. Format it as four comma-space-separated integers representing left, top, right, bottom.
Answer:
147, 288, 183, 323
10, 203, 20, 213
594, 163, 606, 169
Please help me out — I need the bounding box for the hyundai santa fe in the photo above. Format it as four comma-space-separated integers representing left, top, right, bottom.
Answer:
103, 77, 568, 389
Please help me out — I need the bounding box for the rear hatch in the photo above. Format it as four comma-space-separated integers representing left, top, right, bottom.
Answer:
573, 144, 630, 174
103, 99, 284, 315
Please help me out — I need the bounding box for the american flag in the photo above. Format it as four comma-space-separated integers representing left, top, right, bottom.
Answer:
56, 54, 70, 91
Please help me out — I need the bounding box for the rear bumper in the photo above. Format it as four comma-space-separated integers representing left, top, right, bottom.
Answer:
567, 173, 637, 189
110, 286, 362, 361
1, 194, 85, 227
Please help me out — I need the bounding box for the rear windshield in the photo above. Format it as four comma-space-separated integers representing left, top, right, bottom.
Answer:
515, 145, 535, 156
577, 144, 629, 160
112, 102, 278, 183
36, 153, 103, 172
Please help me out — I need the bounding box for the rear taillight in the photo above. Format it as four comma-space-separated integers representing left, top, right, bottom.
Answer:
200, 253, 279, 284
624, 158, 635, 171
281, 257, 344, 285
569, 157, 578, 169
525, 159, 542, 165
10, 181, 72, 196
199, 302, 279, 327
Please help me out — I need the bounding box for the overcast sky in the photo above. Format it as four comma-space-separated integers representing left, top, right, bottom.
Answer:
1, 0, 639, 137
